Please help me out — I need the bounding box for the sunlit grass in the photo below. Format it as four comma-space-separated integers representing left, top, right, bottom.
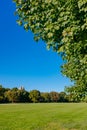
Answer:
0, 103, 87, 130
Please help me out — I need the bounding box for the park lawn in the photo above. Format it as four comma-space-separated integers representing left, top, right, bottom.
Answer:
0, 103, 87, 130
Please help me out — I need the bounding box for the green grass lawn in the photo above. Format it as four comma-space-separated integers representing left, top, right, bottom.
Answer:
0, 103, 87, 130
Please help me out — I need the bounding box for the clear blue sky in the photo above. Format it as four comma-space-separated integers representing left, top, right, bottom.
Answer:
0, 0, 72, 92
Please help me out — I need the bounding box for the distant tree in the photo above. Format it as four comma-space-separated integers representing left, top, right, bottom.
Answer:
29, 90, 41, 103
5, 89, 19, 103
50, 91, 59, 102
0, 85, 9, 103
12, 87, 18, 91
58, 92, 66, 102
18, 87, 29, 102
13, 0, 87, 93
5, 87, 30, 103
0, 85, 5, 103
41, 92, 51, 102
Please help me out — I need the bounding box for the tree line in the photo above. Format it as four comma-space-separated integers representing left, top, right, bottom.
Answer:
0, 85, 87, 103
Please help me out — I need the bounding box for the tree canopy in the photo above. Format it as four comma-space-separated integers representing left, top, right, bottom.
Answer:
13, 0, 87, 94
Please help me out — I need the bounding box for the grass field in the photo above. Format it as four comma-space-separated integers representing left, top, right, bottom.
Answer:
0, 103, 87, 130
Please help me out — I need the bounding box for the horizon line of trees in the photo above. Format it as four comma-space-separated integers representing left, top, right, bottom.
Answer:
0, 85, 87, 103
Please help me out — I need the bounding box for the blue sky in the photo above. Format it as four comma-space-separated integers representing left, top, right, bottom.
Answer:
0, 0, 72, 92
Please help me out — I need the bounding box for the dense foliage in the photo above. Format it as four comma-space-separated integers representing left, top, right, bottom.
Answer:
0, 85, 71, 103
1, 85, 87, 103
13, 0, 87, 94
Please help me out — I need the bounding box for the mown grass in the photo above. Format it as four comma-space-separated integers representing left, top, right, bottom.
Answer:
0, 103, 87, 130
